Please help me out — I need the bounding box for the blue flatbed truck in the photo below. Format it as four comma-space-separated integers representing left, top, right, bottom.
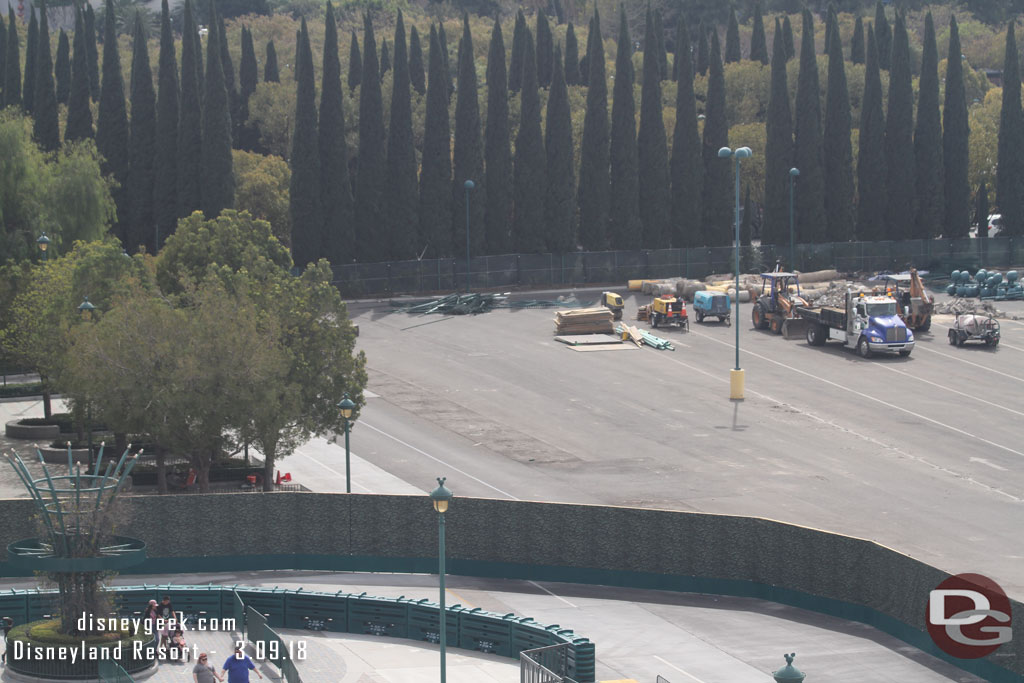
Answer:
797, 290, 915, 358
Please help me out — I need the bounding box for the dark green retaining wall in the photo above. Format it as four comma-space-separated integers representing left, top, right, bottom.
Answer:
0, 493, 1019, 682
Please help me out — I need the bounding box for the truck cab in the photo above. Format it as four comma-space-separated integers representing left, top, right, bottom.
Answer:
849, 295, 915, 357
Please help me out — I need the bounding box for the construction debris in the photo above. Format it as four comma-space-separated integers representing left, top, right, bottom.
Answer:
934, 299, 1006, 317
393, 293, 581, 316
555, 334, 622, 346
554, 308, 615, 335
615, 324, 675, 351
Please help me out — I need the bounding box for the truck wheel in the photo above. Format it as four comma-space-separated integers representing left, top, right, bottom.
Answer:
899, 349, 911, 357
752, 304, 767, 330
948, 330, 957, 345
770, 316, 783, 335
856, 336, 873, 358
919, 317, 931, 332
696, 310, 704, 323
652, 313, 659, 329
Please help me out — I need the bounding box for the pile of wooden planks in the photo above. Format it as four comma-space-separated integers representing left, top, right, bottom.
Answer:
554, 308, 615, 335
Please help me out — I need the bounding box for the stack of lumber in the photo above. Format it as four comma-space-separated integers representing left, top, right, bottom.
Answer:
554, 308, 614, 335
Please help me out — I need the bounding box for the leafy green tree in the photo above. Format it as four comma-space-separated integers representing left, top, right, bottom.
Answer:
127, 14, 157, 252
884, 11, 915, 240
513, 27, 546, 253
782, 15, 794, 60
420, 26, 452, 258
233, 149, 290, 246
85, 4, 99, 101
290, 17, 321, 269
943, 16, 970, 238
701, 30, 730, 246
380, 38, 391, 79
851, 16, 865, 64
265, 40, 280, 82
386, 10, 416, 260
564, 21, 580, 85
355, 13, 386, 261
997, 21, 1023, 238
857, 25, 886, 241
409, 25, 425, 95
3, 8, 19, 109
793, 10, 825, 243
696, 20, 709, 75
670, 12, 703, 248
913, 12, 942, 240
153, 0, 177, 249
177, 0, 202, 218
66, 7, 93, 143
763, 18, 792, 248
750, 1, 768, 65
320, 2, 354, 264
824, 18, 854, 243
577, 8, 609, 250
484, 18, 512, 255
874, 0, 891, 70
545, 45, 574, 253
608, 5, 639, 249
55, 30, 70, 105
33, 1, 60, 153
348, 30, 361, 91
452, 14, 484, 259
639, 7, 670, 248
23, 10, 37, 114
725, 9, 741, 63
97, 0, 130, 242
536, 10, 553, 88
201, 9, 234, 218
510, 9, 526, 92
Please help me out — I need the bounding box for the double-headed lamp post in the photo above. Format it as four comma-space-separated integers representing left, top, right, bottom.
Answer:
78, 296, 97, 468
464, 180, 474, 293
717, 146, 753, 401
337, 394, 355, 493
37, 233, 50, 261
429, 477, 453, 683
789, 168, 800, 270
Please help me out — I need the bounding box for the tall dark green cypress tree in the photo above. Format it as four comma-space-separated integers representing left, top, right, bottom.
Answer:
3, 8, 19, 109
654, 9, 667, 81
536, 10, 553, 88
577, 8, 609, 249
914, 12, 942, 240
856, 26, 886, 241
763, 18, 793, 248
701, 30, 730, 246
484, 19, 512, 255
884, 12, 915, 240
750, 1, 768, 65
696, 21, 709, 75
851, 16, 865, 64
823, 6, 834, 57
178, 0, 202, 217
55, 30, 70, 105
127, 14, 156, 252
823, 19, 854, 243
579, 15, 593, 87
65, 7, 93, 143
725, 9, 741, 63
290, 17, 321, 268
452, 14, 484, 257
509, 10, 526, 92
379, 38, 390, 79
320, 3, 354, 264
355, 14, 387, 261
419, 26, 452, 258
154, 0, 178, 249
875, 0, 891, 70
513, 27, 546, 253
84, 4, 99, 100
348, 30, 361, 91
97, 0, 130, 241
409, 25, 425, 95
238, 25, 258, 148
438, 22, 453, 100
943, 16, 970, 238
265, 40, 279, 82
23, 10, 37, 114
564, 22, 579, 85
0, 14, 6, 105
201, 5, 234, 218
33, 1, 60, 152
670, 12, 703, 248
216, 11, 237, 147
997, 21, 1023, 238
545, 44, 574, 252
639, 7, 670, 248
782, 15, 795, 61
793, 10, 825, 243
608, 5, 639, 249
740, 186, 753, 246
385, 9, 416, 259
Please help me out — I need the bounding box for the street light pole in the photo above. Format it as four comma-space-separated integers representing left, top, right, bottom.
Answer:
789, 168, 800, 270
37, 233, 50, 261
429, 478, 453, 683
464, 180, 474, 293
718, 146, 753, 400
337, 393, 355, 493
78, 296, 97, 469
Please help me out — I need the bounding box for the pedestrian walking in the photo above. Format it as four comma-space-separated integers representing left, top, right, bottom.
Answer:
222, 644, 262, 682
193, 652, 223, 682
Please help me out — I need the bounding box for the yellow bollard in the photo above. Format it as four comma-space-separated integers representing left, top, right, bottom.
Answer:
729, 368, 745, 400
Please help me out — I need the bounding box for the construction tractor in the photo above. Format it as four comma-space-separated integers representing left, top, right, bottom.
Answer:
601, 291, 624, 320
879, 269, 933, 331
642, 295, 689, 331
752, 266, 808, 337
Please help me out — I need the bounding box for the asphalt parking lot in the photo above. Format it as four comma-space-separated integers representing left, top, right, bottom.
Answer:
347, 287, 1024, 602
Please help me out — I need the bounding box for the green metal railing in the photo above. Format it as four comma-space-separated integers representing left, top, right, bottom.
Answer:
97, 659, 134, 683
244, 605, 302, 683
